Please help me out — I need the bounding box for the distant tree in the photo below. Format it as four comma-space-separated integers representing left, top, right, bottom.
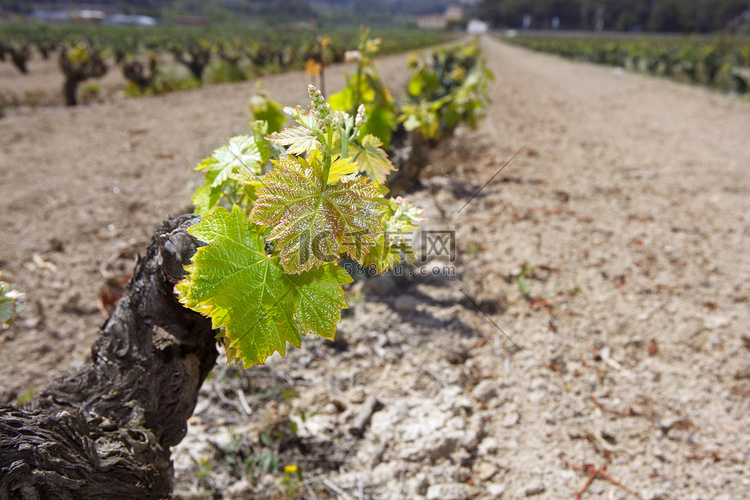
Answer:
647, 0, 685, 32
476, 0, 749, 32
0, 0, 31, 14
713, 0, 750, 30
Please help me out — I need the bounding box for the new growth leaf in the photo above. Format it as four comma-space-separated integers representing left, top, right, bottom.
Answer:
250, 156, 383, 274
179, 84, 418, 367
176, 206, 352, 367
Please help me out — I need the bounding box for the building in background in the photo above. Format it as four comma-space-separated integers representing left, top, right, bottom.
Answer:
467, 19, 488, 34
418, 4, 464, 29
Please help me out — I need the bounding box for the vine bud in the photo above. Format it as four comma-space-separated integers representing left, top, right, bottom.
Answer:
355, 104, 367, 128
308, 84, 331, 122
329, 112, 342, 129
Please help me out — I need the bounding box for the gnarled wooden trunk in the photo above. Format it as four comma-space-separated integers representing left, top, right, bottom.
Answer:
0, 215, 217, 500
386, 130, 431, 196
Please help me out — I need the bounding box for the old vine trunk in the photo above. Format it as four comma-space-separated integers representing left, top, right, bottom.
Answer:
0, 215, 217, 499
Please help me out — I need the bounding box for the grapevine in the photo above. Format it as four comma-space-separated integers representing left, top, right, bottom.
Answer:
507, 34, 750, 94
0, 24, 454, 104
177, 85, 424, 367
0, 273, 26, 327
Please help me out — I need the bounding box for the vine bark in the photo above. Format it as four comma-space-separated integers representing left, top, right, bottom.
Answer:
0, 214, 217, 499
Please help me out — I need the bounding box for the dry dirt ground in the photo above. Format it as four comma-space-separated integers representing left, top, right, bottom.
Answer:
2, 35, 750, 499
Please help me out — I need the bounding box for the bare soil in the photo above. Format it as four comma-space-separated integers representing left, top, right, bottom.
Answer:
2, 35, 749, 499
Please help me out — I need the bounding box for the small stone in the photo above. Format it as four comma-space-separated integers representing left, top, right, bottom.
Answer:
324, 403, 339, 414
641, 490, 672, 500
225, 479, 253, 498
560, 470, 576, 480
704, 315, 729, 330
211, 427, 235, 449
394, 294, 417, 313
472, 379, 498, 402
529, 378, 546, 391
517, 481, 545, 497
426, 483, 470, 500
193, 398, 210, 416
173, 491, 206, 500
446, 416, 467, 431
478, 437, 499, 454
486, 483, 507, 497
527, 391, 545, 404
399, 445, 425, 461
364, 275, 396, 296
427, 433, 460, 462
348, 387, 366, 404
475, 461, 499, 481
451, 395, 474, 413
501, 412, 520, 427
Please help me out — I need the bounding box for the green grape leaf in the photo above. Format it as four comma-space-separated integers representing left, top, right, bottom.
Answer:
401, 103, 440, 140
328, 85, 354, 112
328, 74, 375, 113
249, 120, 278, 167
407, 67, 439, 97
266, 126, 320, 155
201, 135, 262, 186
352, 134, 395, 185
327, 156, 359, 184
361, 233, 400, 274
176, 206, 352, 367
250, 157, 383, 273
191, 180, 223, 216
303, 152, 357, 184
362, 196, 423, 273
249, 92, 286, 134
282, 105, 319, 130
408, 75, 424, 97
361, 105, 395, 149
225, 172, 262, 210
192, 135, 269, 215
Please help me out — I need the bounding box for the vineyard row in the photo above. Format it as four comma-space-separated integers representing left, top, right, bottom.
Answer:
507, 34, 750, 94
0, 25, 457, 105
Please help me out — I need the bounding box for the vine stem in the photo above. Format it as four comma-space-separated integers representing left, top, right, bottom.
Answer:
320, 125, 334, 190
1, 215, 218, 498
